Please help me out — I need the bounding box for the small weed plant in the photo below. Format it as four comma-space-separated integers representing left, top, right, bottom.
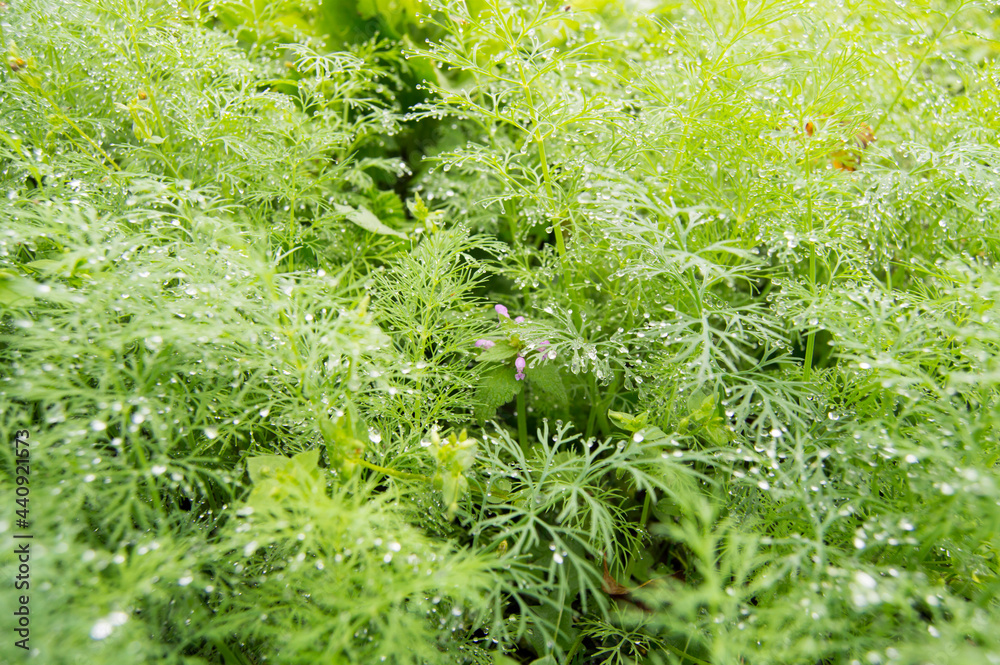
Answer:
1, 0, 999, 663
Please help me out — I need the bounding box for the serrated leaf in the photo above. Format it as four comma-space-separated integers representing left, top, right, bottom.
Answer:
319, 400, 369, 464
245, 449, 325, 505
24, 253, 92, 279
637, 425, 668, 444
477, 340, 519, 362
407, 192, 430, 222
438, 472, 469, 519
246, 450, 321, 485
0, 272, 39, 307
528, 362, 566, 403
474, 365, 521, 421
23, 259, 64, 274
653, 497, 682, 521
246, 454, 294, 484
525, 603, 578, 657
487, 476, 512, 502
608, 409, 648, 433
703, 422, 733, 446
334, 203, 406, 238
291, 448, 321, 474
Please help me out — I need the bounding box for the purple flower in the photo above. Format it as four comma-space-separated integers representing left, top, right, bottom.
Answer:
514, 355, 526, 381
495, 304, 509, 318
514, 316, 525, 323
475, 339, 496, 349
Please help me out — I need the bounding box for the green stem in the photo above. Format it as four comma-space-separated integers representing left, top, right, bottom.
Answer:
126, 25, 181, 178
585, 373, 600, 439
803, 141, 817, 381
347, 457, 432, 483
564, 631, 585, 664
516, 387, 528, 453
38, 92, 119, 171
803, 239, 817, 381
662, 641, 713, 665
132, 436, 164, 517
584, 408, 599, 441
517, 60, 565, 259
803, 325, 817, 382
536, 138, 566, 257
506, 201, 519, 245
211, 638, 254, 665
873, 5, 963, 135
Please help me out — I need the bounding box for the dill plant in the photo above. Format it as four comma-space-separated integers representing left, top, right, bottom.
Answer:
1, 0, 999, 663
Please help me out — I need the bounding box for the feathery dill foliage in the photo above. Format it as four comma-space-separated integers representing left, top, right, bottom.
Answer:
0, 0, 998, 662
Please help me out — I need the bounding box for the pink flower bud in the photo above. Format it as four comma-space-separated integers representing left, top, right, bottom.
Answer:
495, 304, 509, 318
475, 339, 495, 349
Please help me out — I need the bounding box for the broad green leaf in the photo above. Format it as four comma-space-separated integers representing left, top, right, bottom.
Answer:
487, 476, 513, 502
528, 362, 567, 403
245, 449, 325, 506
0, 272, 39, 306
246, 454, 294, 484
608, 409, 649, 433
291, 448, 321, 474
334, 203, 406, 239
477, 340, 519, 362
246, 449, 321, 485
525, 603, 578, 657
407, 192, 431, 222
474, 365, 521, 421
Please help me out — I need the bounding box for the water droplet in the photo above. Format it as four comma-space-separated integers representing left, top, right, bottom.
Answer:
90, 612, 127, 640
855, 572, 877, 589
